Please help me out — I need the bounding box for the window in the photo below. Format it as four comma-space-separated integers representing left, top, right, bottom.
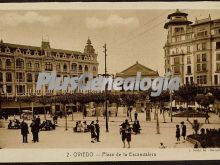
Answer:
187, 46, 191, 53
197, 54, 201, 62
202, 54, 206, 61
190, 77, 193, 83
176, 36, 181, 42
79, 65, 82, 71
16, 59, 24, 69
217, 54, 220, 61
93, 66, 97, 72
26, 61, 32, 68
45, 62, 53, 71
217, 63, 220, 72
214, 75, 218, 85
202, 43, 206, 50
197, 75, 207, 84
6, 85, 12, 93
56, 63, 61, 71
197, 64, 201, 72
71, 63, 77, 71
173, 66, 180, 74
63, 63, 67, 71
35, 63, 40, 69
187, 56, 191, 64
16, 72, 24, 82
6, 72, 12, 82
174, 27, 184, 33
187, 66, 191, 74
0, 59, 2, 68
35, 73, 39, 82
174, 57, 180, 64
16, 85, 25, 95
6, 59, 11, 67
197, 31, 208, 37
0, 72, 2, 82
186, 77, 189, 84
216, 41, 220, 49
27, 73, 32, 82
176, 48, 179, 53
85, 65, 88, 72
202, 63, 207, 71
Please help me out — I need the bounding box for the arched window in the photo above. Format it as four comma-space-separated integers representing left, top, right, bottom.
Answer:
16, 59, 24, 69
85, 65, 89, 72
6, 59, 11, 67
63, 63, 67, 71
27, 73, 32, 82
0, 72, 3, 82
45, 62, 53, 71
79, 65, 82, 71
71, 63, 77, 71
6, 72, 12, 82
93, 66, 96, 72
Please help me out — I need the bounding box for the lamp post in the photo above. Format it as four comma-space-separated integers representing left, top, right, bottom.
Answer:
103, 43, 109, 132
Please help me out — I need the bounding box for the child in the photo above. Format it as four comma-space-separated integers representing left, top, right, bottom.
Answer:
176, 124, 180, 144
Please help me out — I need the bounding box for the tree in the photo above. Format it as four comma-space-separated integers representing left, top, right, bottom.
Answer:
121, 93, 139, 121
37, 96, 50, 120
195, 93, 214, 112
174, 84, 198, 120
57, 94, 72, 130
107, 93, 121, 117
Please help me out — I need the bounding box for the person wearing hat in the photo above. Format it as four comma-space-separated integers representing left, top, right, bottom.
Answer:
176, 124, 180, 144
95, 120, 100, 142
90, 121, 96, 143
181, 121, 186, 141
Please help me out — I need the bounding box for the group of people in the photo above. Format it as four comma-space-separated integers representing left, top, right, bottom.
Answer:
20, 116, 41, 143
8, 119, 21, 129
175, 121, 186, 144
74, 121, 89, 133
89, 120, 100, 143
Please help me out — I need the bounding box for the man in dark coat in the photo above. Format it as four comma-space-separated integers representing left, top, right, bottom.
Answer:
90, 121, 96, 143
30, 120, 40, 142
36, 116, 41, 126
21, 120, 29, 143
95, 120, 100, 142
181, 121, 186, 141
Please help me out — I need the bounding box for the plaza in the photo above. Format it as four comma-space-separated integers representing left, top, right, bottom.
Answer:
0, 109, 219, 149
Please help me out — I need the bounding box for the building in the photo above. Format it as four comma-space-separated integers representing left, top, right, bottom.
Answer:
164, 9, 220, 86
0, 38, 99, 97
116, 61, 159, 79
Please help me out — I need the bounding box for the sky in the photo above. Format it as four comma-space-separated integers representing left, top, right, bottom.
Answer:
1, 9, 220, 75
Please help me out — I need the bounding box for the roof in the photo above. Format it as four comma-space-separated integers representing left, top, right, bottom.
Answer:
167, 9, 188, 19
116, 61, 159, 78
164, 19, 192, 29
0, 41, 83, 55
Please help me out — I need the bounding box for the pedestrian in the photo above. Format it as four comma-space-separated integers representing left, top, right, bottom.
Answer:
181, 121, 186, 141
95, 120, 100, 142
205, 111, 210, 124
120, 119, 131, 148
120, 122, 127, 148
36, 116, 41, 126
134, 111, 138, 121
20, 120, 29, 143
133, 120, 141, 134
90, 121, 96, 143
125, 123, 132, 148
30, 120, 40, 142
176, 124, 180, 144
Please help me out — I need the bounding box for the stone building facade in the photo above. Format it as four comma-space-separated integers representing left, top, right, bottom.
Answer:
164, 9, 220, 86
0, 38, 98, 97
